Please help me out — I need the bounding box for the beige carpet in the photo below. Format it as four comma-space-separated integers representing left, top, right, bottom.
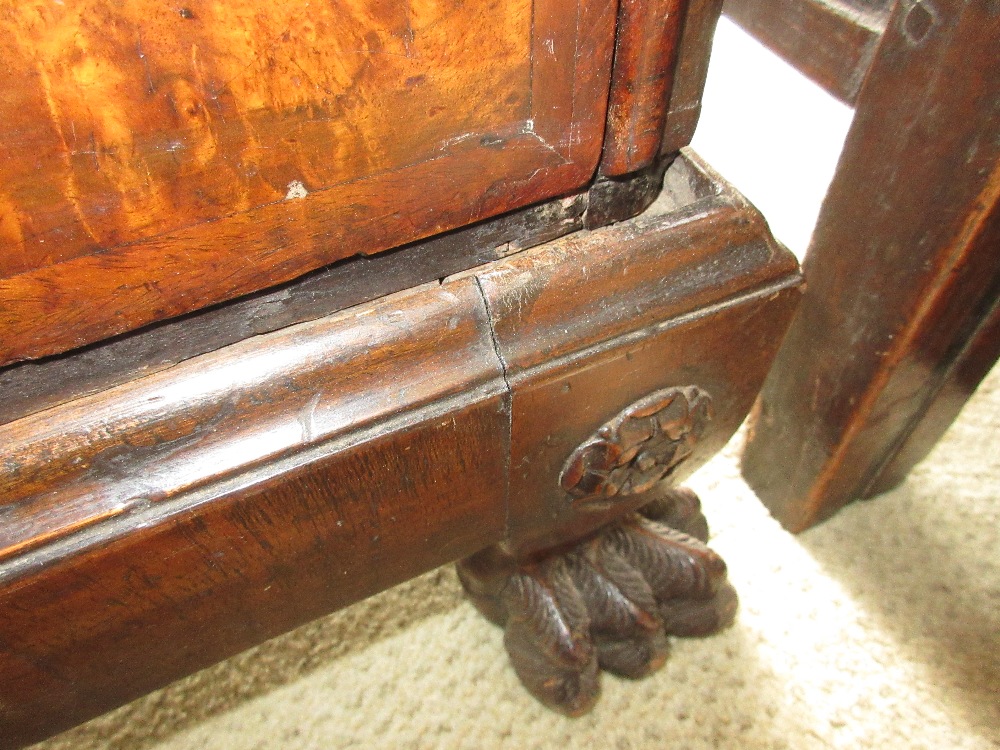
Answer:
33, 363, 1000, 750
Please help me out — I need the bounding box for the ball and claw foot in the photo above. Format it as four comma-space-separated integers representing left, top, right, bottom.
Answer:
457, 487, 737, 716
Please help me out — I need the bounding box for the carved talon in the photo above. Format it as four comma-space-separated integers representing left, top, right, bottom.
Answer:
458, 486, 737, 715
638, 485, 710, 541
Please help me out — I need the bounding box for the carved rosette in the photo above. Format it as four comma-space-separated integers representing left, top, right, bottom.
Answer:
559, 386, 713, 504
459, 385, 735, 715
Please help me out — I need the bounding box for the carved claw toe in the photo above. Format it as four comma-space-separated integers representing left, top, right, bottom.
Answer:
502, 559, 600, 715
457, 486, 736, 715
637, 486, 710, 542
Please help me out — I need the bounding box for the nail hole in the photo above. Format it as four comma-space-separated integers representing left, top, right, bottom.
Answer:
903, 1, 935, 45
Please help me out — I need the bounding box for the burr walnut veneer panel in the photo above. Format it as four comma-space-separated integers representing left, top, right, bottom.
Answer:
0, 0, 617, 365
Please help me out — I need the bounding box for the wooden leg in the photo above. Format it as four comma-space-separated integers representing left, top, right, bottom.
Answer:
723, 0, 888, 106
458, 386, 736, 714
450, 154, 802, 713
458, 486, 736, 715
741, 0, 1000, 532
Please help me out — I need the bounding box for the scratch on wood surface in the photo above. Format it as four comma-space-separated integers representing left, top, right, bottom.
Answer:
299, 392, 322, 443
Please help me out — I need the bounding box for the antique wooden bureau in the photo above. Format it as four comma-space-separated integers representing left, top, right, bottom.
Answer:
0, 1, 802, 746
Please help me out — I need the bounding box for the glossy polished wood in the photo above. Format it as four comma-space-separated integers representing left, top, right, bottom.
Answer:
660, 0, 724, 155
0, 190, 590, 425
0, 0, 531, 267
487, 157, 801, 555
0, 157, 680, 427
0, 153, 802, 748
741, 0, 1000, 531
0, 275, 512, 748
0, 279, 505, 562
0, 0, 617, 365
0, 3, 739, 742
600, 0, 688, 176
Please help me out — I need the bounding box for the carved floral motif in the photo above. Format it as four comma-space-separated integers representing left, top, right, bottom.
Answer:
559, 386, 713, 502
458, 387, 732, 715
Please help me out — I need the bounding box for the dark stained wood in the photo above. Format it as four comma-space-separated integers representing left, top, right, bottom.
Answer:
724, 0, 888, 105
476, 152, 803, 555
558, 387, 715, 502
0, 190, 589, 425
0, 2, 732, 738
504, 280, 802, 556
0, 154, 682, 427
863, 293, 1000, 497
458, 487, 737, 715
659, 0, 725, 156
586, 150, 671, 229
0, 0, 618, 366
0, 151, 801, 748
741, 0, 1000, 531
0, 406, 510, 749
600, 0, 689, 175
0, 278, 511, 748
454, 152, 802, 714
0, 279, 504, 561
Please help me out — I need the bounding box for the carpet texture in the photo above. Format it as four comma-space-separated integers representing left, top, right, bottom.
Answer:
32, 364, 999, 750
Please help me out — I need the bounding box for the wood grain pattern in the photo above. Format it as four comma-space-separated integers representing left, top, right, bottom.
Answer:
0, 279, 504, 562
0, 277, 510, 748
0, 403, 510, 749
659, 0, 723, 156
475, 152, 803, 555
741, 0, 1000, 531
0, 0, 618, 366
0, 131, 565, 365
0, 191, 589, 425
0, 152, 800, 747
724, 0, 888, 105
600, 0, 689, 175
0, 155, 675, 428
531, 0, 617, 164
0, 0, 529, 274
